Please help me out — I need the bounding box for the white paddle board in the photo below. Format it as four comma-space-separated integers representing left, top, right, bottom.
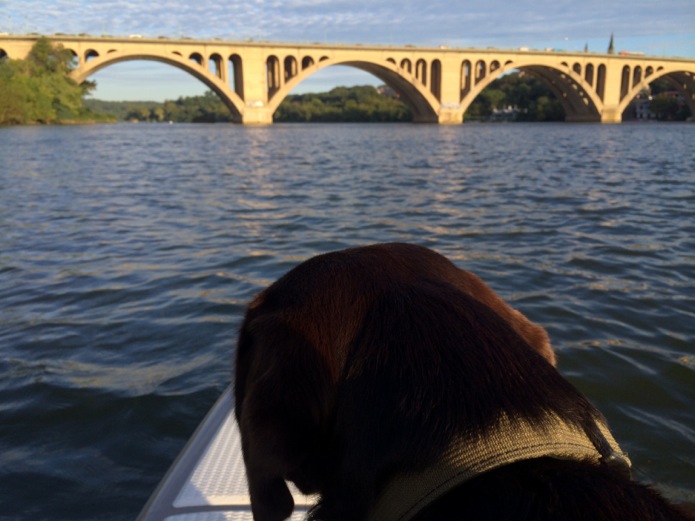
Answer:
137, 386, 316, 521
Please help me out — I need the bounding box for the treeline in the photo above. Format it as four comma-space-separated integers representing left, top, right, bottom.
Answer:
631, 78, 691, 121
89, 86, 411, 123
94, 79, 570, 124
0, 37, 114, 125
465, 73, 565, 121
275, 86, 412, 122
273, 77, 566, 122
85, 92, 235, 123
646, 94, 691, 121
83, 99, 164, 122
470, 74, 691, 121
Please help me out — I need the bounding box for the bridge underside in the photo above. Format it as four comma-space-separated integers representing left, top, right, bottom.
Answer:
330, 62, 441, 123
523, 66, 602, 122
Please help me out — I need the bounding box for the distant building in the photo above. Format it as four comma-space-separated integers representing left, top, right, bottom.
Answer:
490, 106, 522, 121
634, 99, 655, 120
631, 90, 686, 121
377, 85, 399, 98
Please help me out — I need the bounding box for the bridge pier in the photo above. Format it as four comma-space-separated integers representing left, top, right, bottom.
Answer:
241, 104, 274, 125
437, 108, 464, 125
599, 107, 623, 124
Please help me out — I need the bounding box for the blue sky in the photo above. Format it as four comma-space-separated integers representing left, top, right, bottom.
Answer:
2, 0, 694, 101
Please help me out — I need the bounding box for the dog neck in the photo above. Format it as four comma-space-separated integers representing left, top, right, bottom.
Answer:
367, 413, 631, 521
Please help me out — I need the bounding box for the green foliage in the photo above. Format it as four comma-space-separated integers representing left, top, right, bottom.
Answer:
86, 92, 235, 123
0, 37, 107, 125
465, 73, 566, 122
153, 91, 234, 123
649, 78, 673, 95
26, 37, 75, 76
86, 86, 412, 124
625, 78, 692, 121
0, 60, 26, 124
83, 99, 160, 121
274, 85, 412, 122
649, 94, 691, 121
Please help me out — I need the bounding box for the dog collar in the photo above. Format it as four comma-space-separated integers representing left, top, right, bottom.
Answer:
367, 413, 631, 521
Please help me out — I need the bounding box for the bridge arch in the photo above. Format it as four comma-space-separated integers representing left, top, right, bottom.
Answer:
69, 50, 245, 122
585, 63, 595, 86
415, 59, 427, 86
475, 60, 486, 83
617, 67, 695, 118
266, 55, 281, 97
462, 60, 604, 122
85, 49, 99, 62
596, 64, 607, 100
284, 55, 298, 82
189, 52, 203, 66
209, 53, 223, 79
461, 60, 472, 96
266, 57, 442, 123
229, 54, 243, 97
430, 59, 442, 100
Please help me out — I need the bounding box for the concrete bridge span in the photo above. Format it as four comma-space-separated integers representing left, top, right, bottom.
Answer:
1, 35, 694, 124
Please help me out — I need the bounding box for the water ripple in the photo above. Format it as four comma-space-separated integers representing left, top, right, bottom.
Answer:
1, 122, 694, 518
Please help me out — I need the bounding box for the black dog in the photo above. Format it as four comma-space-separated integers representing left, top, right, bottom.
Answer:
234, 243, 692, 521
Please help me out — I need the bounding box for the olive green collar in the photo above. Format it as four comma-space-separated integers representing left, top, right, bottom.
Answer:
367, 413, 630, 521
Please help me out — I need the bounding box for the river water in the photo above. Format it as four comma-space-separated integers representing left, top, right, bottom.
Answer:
1, 122, 693, 519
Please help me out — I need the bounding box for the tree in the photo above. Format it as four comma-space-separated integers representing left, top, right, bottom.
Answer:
273, 85, 413, 123
0, 37, 99, 125
649, 94, 690, 121
464, 73, 565, 122
26, 37, 75, 76
0, 61, 26, 124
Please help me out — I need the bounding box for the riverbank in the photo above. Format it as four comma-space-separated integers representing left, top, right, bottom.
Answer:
1, 116, 118, 127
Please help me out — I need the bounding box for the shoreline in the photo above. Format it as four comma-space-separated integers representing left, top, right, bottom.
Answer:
1, 118, 118, 127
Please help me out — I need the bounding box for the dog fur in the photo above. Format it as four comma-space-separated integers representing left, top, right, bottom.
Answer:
234, 243, 692, 521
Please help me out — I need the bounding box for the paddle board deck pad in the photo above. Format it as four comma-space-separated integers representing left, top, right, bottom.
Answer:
137, 386, 316, 521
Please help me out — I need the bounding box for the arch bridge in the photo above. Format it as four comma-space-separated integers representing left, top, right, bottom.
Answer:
2, 35, 694, 124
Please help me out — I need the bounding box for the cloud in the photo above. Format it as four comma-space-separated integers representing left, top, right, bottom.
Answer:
4, 0, 693, 55
16, 0, 679, 101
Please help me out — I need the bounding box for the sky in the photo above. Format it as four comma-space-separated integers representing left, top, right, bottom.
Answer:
2, 0, 694, 101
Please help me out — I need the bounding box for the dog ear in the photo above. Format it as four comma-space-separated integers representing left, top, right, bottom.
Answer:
236, 314, 334, 521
